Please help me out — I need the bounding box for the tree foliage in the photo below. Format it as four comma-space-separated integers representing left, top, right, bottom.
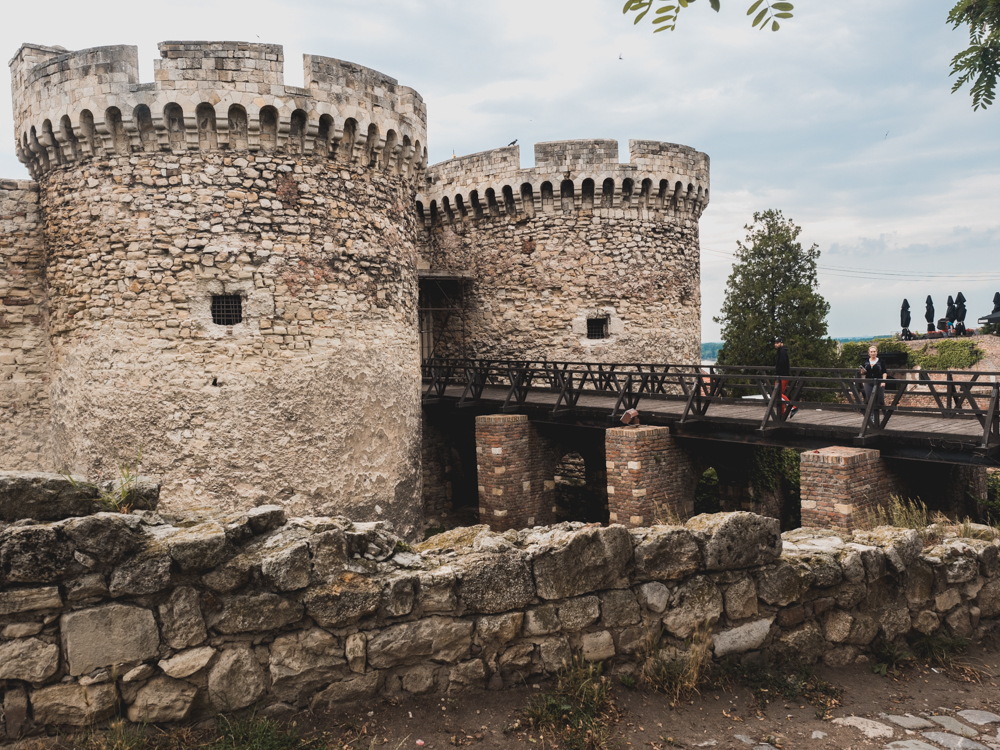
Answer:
622, 0, 792, 33
622, 0, 1000, 110
715, 209, 836, 369
948, 0, 1000, 109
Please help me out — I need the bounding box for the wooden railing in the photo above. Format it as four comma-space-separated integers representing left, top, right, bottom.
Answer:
421, 358, 1000, 450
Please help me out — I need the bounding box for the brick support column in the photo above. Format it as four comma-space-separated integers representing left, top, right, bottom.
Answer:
800, 446, 889, 531
475, 414, 554, 532
605, 426, 695, 528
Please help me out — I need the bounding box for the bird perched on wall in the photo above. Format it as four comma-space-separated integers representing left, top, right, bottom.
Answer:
508, 139, 517, 146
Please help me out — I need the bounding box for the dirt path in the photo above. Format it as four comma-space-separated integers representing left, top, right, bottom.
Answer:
315, 645, 1000, 750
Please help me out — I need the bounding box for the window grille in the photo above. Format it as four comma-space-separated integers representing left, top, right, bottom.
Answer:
211, 295, 243, 326
587, 317, 608, 340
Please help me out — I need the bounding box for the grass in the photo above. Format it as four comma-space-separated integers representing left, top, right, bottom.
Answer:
910, 631, 969, 669
73, 716, 329, 750
864, 495, 931, 536
520, 657, 618, 750
64, 448, 145, 513
641, 623, 714, 706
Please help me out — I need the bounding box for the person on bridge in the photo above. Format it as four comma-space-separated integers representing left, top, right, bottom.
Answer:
774, 337, 797, 419
859, 344, 888, 424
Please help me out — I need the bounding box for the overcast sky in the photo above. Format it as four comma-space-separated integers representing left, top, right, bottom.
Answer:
3, 0, 997, 342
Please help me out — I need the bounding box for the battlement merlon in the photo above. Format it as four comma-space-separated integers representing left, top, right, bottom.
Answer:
418, 138, 709, 224
8, 41, 427, 180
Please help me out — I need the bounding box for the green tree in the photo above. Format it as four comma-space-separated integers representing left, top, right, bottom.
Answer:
715, 209, 836, 370
622, 0, 1000, 110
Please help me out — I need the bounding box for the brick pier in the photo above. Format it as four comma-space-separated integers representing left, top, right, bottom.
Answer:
605, 426, 696, 527
799, 446, 890, 531
474, 414, 555, 531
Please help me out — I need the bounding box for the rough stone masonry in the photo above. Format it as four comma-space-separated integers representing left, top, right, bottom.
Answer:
1, 471, 998, 737
2, 40, 708, 527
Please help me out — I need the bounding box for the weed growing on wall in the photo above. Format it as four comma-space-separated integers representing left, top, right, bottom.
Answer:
64, 448, 145, 513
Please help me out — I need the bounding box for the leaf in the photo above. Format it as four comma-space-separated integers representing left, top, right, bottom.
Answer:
772, 19, 780, 30
653, 14, 676, 23
634, 8, 650, 23
772, 2, 794, 10
710, 0, 720, 9
623, 0, 639, 11
747, 0, 764, 15
653, 24, 674, 31
775, 12, 793, 18
752, 7, 769, 26
656, 4, 678, 13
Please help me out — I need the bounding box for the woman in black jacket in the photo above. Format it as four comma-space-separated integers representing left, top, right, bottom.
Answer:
859, 344, 888, 423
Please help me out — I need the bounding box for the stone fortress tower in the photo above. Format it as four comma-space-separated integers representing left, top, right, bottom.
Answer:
416, 139, 708, 363
1, 40, 709, 530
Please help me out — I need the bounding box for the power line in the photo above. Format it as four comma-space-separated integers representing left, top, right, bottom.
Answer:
700, 247, 1000, 283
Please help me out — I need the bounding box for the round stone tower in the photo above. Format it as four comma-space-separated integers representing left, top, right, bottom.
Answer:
415, 139, 708, 363
9, 41, 427, 530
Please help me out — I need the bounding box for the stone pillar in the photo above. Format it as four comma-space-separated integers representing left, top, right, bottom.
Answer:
800, 446, 889, 531
605, 426, 696, 528
475, 414, 554, 532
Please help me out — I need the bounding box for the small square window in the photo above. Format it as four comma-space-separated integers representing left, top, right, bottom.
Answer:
586, 317, 608, 340
211, 295, 243, 325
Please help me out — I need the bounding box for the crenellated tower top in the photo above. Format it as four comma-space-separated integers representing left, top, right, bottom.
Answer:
9, 41, 427, 180
416, 138, 709, 226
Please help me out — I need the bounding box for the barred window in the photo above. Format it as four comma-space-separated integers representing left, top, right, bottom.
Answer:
587, 317, 608, 340
211, 295, 243, 326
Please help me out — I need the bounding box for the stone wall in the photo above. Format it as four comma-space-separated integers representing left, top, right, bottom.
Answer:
0, 180, 51, 469
2, 481, 999, 737
415, 139, 707, 363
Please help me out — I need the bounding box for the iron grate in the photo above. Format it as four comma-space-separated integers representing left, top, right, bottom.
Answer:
586, 317, 608, 340
211, 295, 243, 326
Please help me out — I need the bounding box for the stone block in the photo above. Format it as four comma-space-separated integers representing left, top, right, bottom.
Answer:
159, 586, 207, 649
0, 637, 60, 682
269, 628, 346, 704
581, 631, 615, 662
31, 683, 117, 726
712, 618, 773, 657
532, 525, 632, 599
662, 576, 723, 639
632, 526, 702, 581
209, 648, 267, 711
685, 512, 781, 570
211, 592, 304, 633
127, 677, 198, 723
61, 604, 160, 676
367, 617, 473, 669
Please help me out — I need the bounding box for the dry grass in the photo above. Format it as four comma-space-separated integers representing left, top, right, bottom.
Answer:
640, 622, 715, 706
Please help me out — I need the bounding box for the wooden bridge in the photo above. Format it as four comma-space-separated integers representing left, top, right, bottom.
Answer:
422, 358, 1000, 466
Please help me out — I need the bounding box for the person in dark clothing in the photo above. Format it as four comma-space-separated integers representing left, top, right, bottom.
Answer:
774, 337, 796, 419
859, 344, 888, 424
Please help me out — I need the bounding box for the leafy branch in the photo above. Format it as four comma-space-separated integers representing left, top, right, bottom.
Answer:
622, 0, 793, 33
948, 0, 1000, 109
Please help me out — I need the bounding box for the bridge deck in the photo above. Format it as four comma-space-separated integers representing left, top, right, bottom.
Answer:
436, 384, 981, 439
422, 359, 1000, 463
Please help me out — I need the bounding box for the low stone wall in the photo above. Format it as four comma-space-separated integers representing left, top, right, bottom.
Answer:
1, 489, 999, 737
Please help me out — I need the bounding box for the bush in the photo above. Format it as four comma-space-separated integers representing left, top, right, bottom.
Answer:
838, 338, 913, 368
839, 338, 984, 370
